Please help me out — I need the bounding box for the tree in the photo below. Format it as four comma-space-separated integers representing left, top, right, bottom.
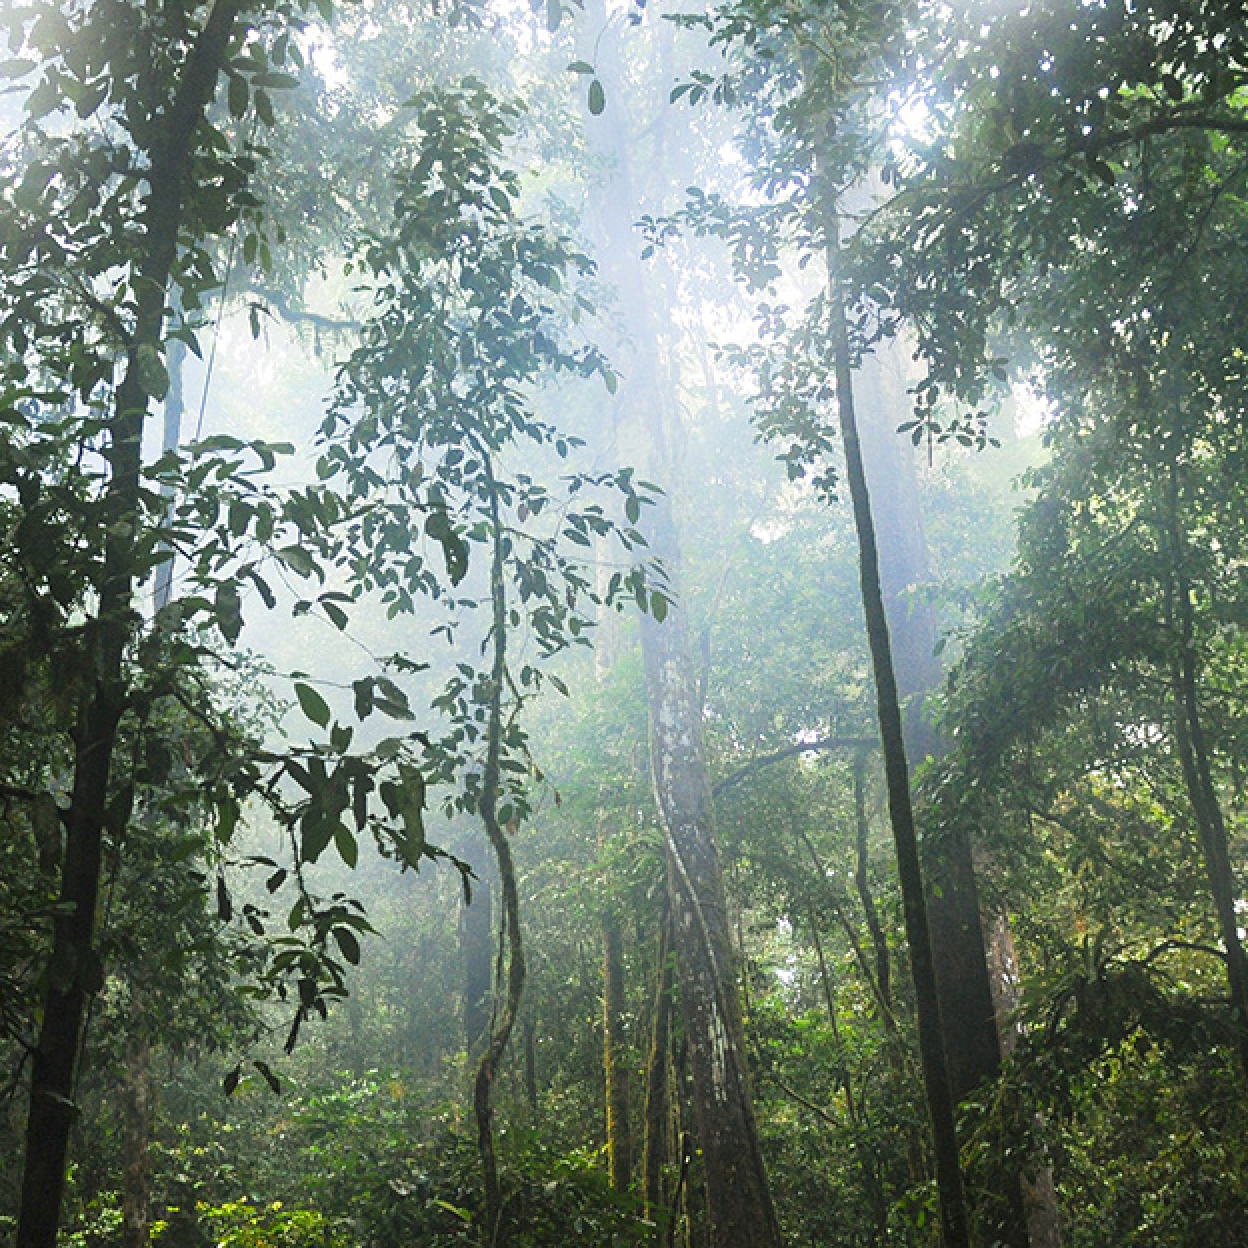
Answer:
579, 12, 785, 1244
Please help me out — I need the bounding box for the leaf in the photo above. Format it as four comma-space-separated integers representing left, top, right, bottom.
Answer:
223, 1064, 242, 1097
253, 1060, 282, 1096
300, 810, 334, 864
227, 72, 248, 119
395, 764, 427, 866
216, 794, 240, 842
216, 874, 233, 922
333, 821, 359, 868
567, 61, 595, 75
424, 511, 468, 585
294, 681, 331, 728
333, 927, 361, 965
650, 590, 668, 623
588, 79, 606, 116
276, 545, 317, 578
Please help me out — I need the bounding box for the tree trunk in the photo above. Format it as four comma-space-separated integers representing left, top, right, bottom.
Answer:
580, 15, 782, 1242
18, 8, 244, 1246
640, 527, 784, 1248
824, 224, 971, 1248
853, 349, 1003, 1108
986, 917, 1065, 1248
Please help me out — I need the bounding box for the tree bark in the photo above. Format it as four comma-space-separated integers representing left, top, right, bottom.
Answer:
640, 524, 784, 1248
18, 7, 244, 1246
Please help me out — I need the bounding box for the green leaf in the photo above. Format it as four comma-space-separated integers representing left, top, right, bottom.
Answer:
276, 545, 317, 578
333, 821, 359, 868
568, 61, 595, 75
227, 72, 248, 119
300, 810, 334, 864
396, 764, 427, 866
333, 927, 361, 965
588, 79, 606, 116
216, 874, 233, 921
294, 681, 331, 728
253, 1060, 282, 1095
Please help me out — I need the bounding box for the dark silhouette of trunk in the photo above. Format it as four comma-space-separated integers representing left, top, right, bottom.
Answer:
18, 7, 245, 1245
854, 351, 1003, 1109
824, 217, 971, 1248
853, 339, 1034, 1248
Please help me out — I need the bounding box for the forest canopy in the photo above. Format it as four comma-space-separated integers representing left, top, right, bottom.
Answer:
1, 2, 1247, 1247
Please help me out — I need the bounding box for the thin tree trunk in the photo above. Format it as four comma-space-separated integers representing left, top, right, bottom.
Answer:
824, 219, 970, 1248
18, 8, 244, 1245
853, 349, 1004, 1109
473, 459, 526, 1247
807, 912, 890, 1245
851, 313, 1032, 1248
153, 335, 187, 613
522, 1019, 538, 1114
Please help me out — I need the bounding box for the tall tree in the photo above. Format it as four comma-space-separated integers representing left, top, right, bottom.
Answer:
579, 13, 784, 1244
6, 6, 250, 1242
